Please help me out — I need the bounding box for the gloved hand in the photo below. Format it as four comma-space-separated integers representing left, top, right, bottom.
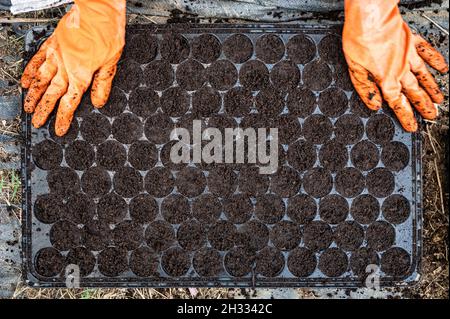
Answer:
21, 0, 126, 136
343, 0, 448, 132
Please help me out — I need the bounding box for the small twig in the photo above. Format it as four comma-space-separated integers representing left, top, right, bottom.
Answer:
422, 13, 449, 35
434, 158, 446, 216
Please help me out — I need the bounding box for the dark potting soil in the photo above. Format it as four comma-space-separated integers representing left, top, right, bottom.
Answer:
270, 166, 301, 198
160, 33, 190, 64
113, 220, 143, 250
208, 220, 236, 251
350, 247, 379, 278
35, 247, 64, 277
193, 248, 223, 277
97, 193, 127, 223
47, 167, 80, 198
235, 220, 270, 252
224, 247, 254, 277
161, 194, 191, 224
318, 88, 348, 118
302, 60, 332, 91
34, 193, 63, 224
255, 34, 285, 64
192, 87, 221, 117
334, 114, 364, 145
239, 60, 269, 90
237, 166, 270, 197
129, 194, 158, 224
254, 194, 285, 224
65, 140, 94, 170
382, 194, 410, 224
192, 194, 222, 224
270, 61, 300, 91
82, 219, 112, 251
286, 34, 316, 65
366, 221, 396, 251
287, 247, 316, 277
112, 113, 143, 144
303, 221, 333, 252
318, 248, 349, 277
318, 34, 346, 65
80, 113, 111, 145
256, 247, 285, 277
145, 220, 175, 252
351, 140, 380, 171
302, 168, 332, 198
32, 140, 62, 170
175, 167, 206, 198
335, 167, 365, 198
350, 92, 376, 118
98, 247, 128, 277
222, 34, 253, 64
287, 194, 317, 224
303, 114, 333, 144
366, 168, 395, 198
223, 194, 253, 224
99, 86, 127, 117
350, 194, 380, 224
161, 247, 191, 277
96, 140, 127, 170
128, 141, 158, 171
270, 221, 302, 251
177, 219, 206, 251
366, 114, 395, 145
191, 34, 221, 63
207, 60, 238, 90
128, 87, 159, 118
333, 221, 365, 251
129, 247, 159, 277
114, 60, 142, 92
81, 167, 111, 197
207, 165, 237, 198
287, 88, 317, 117
319, 140, 348, 172
144, 113, 173, 145
113, 167, 143, 198
224, 87, 253, 116
319, 194, 349, 224
49, 220, 82, 251
381, 141, 410, 171
65, 193, 95, 224
122, 32, 158, 64
48, 116, 79, 144
160, 87, 190, 117
176, 59, 206, 91
143, 61, 173, 91
145, 167, 174, 198
273, 115, 301, 145
65, 247, 96, 277
381, 247, 411, 277
287, 140, 316, 172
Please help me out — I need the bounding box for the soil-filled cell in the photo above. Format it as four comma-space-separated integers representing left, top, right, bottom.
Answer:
334, 114, 364, 145
255, 194, 285, 224
191, 34, 221, 63
96, 140, 127, 171
80, 113, 111, 145
287, 194, 317, 224
112, 113, 143, 144
97, 193, 127, 223
303, 221, 333, 251
49, 220, 82, 251
255, 34, 285, 64
286, 34, 316, 64
351, 140, 379, 171
82, 219, 112, 251
175, 167, 206, 198
287, 247, 316, 277
239, 60, 269, 91
129, 194, 158, 224
113, 220, 144, 250
381, 247, 411, 277
303, 114, 333, 144
270, 166, 301, 198
335, 167, 365, 198
65, 140, 95, 170
350, 194, 380, 224
287, 88, 316, 117
160, 87, 190, 117
270, 60, 300, 91
114, 60, 142, 92
176, 59, 206, 91
129, 87, 159, 118
161, 194, 191, 224
302, 61, 332, 91
256, 247, 285, 277
129, 247, 159, 277
273, 115, 301, 145
318, 34, 345, 65
32, 140, 62, 170
192, 194, 222, 224
207, 165, 237, 198
98, 247, 128, 277
302, 168, 333, 198
319, 194, 349, 224
113, 167, 143, 198
366, 221, 396, 251
381, 141, 410, 171
193, 248, 223, 277
66, 247, 96, 277
177, 219, 206, 251
224, 247, 254, 277
145, 220, 176, 252
161, 247, 191, 277
34, 193, 63, 224
238, 166, 270, 197
99, 86, 127, 117
255, 86, 285, 116
122, 31, 158, 63
35, 247, 64, 277
207, 59, 238, 90
128, 141, 158, 171
235, 220, 269, 251
208, 220, 236, 251
223, 194, 253, 224
224, 87, 253, 116
192, 87, 221, 117
144, 60, 174, 90
160, 33, 190, 64
47, 167, 80, 198
287, 140, 316, 172
382, 194, 410, 225
319, 140, 348, 172
350, 92, 376, 118
350, 247, 379, 278
48, 116, 79, 144
334, 221, 365, 251
145, 167, 174, 197
65, 193, 95, 224
366, 168, 395, 198
144, 113, 174, 145
270, 221, 302, 251
81, 166, 111, 197
222, 34, 253, 63
366, 114, 395, 145
318, 248, 348, 277
334, 61, 354, 91
318, 88, 348, 118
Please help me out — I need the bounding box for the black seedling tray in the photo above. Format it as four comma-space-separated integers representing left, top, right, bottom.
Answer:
22, 24, 422, 288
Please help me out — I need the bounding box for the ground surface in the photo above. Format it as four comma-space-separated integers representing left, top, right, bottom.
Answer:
0, 4, 448, 299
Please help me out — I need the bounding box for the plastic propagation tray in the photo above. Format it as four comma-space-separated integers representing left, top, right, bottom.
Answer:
21, 24, 422, 288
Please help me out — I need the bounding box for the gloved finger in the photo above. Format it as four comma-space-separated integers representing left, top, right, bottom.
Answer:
21, 36, 54, 88
401, 71, 437, 120
90, 50, 122, 108
23, 57, 58, 113
411, 58, 444, 104
384, 92, 418, 132
32, 70, 69, 128
54, 83, 85, 136
347, 60, 383, 111
414, 34, 449, 73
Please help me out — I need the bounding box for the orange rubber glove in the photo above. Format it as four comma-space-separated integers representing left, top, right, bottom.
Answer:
21, 0, 126, 136
343, 0, 448, 132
